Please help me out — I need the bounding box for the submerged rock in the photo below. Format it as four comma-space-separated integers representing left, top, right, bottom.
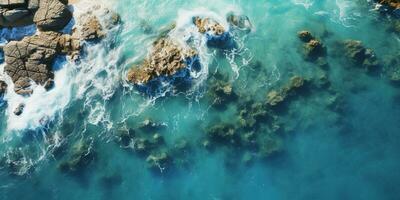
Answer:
127, 38, 200, 95
342, 40, 379, 71
266, 76, 308, 107
298, 30, 327, 62
58, 141, 95, 173
3, 31, 80, 95
226, 12, 253, 33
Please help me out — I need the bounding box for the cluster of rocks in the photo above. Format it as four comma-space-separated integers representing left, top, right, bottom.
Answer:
0, 2, 119, 116
298, 30, 327, 64
115, 119, 192, 174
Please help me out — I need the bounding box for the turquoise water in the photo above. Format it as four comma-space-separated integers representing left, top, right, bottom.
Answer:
1, 0, 400, 199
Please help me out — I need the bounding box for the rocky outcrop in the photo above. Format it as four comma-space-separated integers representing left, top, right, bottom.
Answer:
127, 38, 199, 92
193, 16, 234, 49
3, 31, 80, 95
33, 0, 72, 31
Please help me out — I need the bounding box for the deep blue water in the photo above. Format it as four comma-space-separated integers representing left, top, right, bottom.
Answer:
1, 0, 400, 199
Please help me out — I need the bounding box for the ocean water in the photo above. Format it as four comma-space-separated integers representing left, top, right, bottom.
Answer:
1, 0, 400, 199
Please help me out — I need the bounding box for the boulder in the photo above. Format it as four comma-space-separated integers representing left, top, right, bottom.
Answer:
33, 0, 72, 31
3, 31, 79, 95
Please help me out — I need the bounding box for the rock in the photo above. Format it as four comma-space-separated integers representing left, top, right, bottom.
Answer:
3, 31, 80, 95
3, 8, 29, 22
28, 0, 40, 11
266, 90, 285, 106
74, 15, 104, 41
298, 31, 327, 62
0, 8, 34, 27
0, 80, 7, 95
208, 75, 237, 109
342, 40, 379, 71
266, 76, 308, 107
226, 12, 253, 33
206, 123, 238, 144
58, 141, 95, 173
33, 0, 72, 31
377, 0, 400, 10
13, 103, 24, 115
127, 38, 200, 95
298, 30, 314, 43
193, 16, 234, 49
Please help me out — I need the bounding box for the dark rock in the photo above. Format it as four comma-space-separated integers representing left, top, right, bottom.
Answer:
0, 80, 7, 95
13, 103, 24, 115
193, 16, 235, 49
33, 0, 72, 31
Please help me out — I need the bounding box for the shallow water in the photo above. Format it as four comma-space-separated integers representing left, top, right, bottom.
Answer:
0, 0, 400, 199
